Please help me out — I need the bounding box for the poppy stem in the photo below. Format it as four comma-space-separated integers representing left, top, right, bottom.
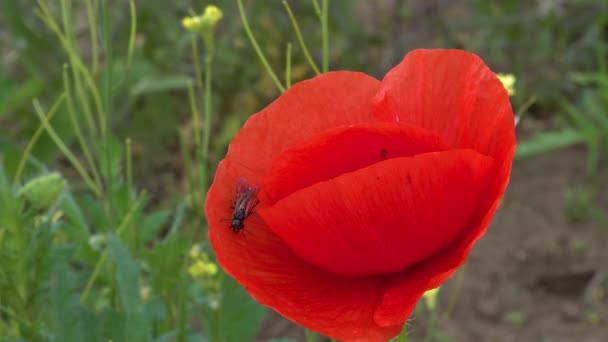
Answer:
304, 329, 318, 342
395, 324, 408, 342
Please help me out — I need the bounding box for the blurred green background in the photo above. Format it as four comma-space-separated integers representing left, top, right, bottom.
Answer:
1, 0, 607, 341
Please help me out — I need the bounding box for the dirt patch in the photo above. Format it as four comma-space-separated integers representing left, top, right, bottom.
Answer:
409, 147, 608, 342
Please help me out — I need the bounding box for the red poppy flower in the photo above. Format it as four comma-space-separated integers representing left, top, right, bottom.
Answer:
205, 49, 516, 341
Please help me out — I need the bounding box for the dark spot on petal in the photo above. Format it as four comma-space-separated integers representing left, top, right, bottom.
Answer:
380, 149, 388, 160
407, 174, 413, 184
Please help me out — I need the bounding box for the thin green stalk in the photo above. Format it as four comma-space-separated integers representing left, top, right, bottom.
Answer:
200, 55, 213, 197
33, 98, 102, 197
285, 42, 292, 88
236, 0, 286, 92
312, 0, 321, 16
58, 0, 100, 138
304, 329, 318, 342
179, 130, 197, 209
84, 0, 99, 72
191, 36, 205, 102
190, 37, 206, 205
283, 1, 321, 75
126, 0, 137, 69
36, 1, 103, 138
424, 306, 437, 342
396, 324, 408, 342
443, 264, 466, 320
125, 138, 136, 253
101, 0, 114, 214
13, 95, 65, 185
321, 0, 329, 72
80, 191, 146, 303
63, 65, 102, 189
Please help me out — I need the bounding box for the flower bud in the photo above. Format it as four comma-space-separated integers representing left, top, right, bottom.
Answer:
18, 172, 65, 210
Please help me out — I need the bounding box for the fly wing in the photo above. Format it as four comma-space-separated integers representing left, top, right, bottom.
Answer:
244, 186, 260, 214
235, 177, 249, 194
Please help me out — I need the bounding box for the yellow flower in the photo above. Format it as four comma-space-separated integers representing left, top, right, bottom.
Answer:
182, 5, 223, 34
188, 259, 218, 278
497, 73, 516, 96
189, 244, 201, 259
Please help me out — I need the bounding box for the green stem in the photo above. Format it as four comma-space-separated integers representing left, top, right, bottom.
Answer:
33, 98, 102, 197
321, 0, 329, 72
84, 0, 99, 72
312, 0, 321, 16
283, 1, 321, 75
126, 0, 137, 69
285, 42, 292, 88
125, 138, 136, 254
396, 324, 408, 342
101, 0, 114, 216
304, 329, 318, 342
62, 64, 102, 188
200, 54, 213, 203
424, 306, 437, 342
13, 94, 64, 185
236, 0, 285, 92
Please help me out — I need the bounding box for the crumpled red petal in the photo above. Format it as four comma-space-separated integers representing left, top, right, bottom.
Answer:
260, 149, 494, 277
261, 122, 450, 205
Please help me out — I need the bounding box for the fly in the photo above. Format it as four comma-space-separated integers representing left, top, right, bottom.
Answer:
231, 177, 260, 234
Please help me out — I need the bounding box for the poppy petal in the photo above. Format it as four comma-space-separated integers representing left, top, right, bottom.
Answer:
373, 178, 505, 326
220, 71, 381, 186
372, 49, 515, 162
260, 149, 494, 277
261, 122, 450, 205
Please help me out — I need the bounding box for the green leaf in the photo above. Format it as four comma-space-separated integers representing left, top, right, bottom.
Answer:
130, 75, 193, 96
59, 192, 91, 244
140, 210, 172, 243
49, 246, 99, 341
515, 130, 587, 159
108, 234, 151, 342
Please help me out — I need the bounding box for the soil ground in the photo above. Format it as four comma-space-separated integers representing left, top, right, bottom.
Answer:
257, 146, 608, 341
